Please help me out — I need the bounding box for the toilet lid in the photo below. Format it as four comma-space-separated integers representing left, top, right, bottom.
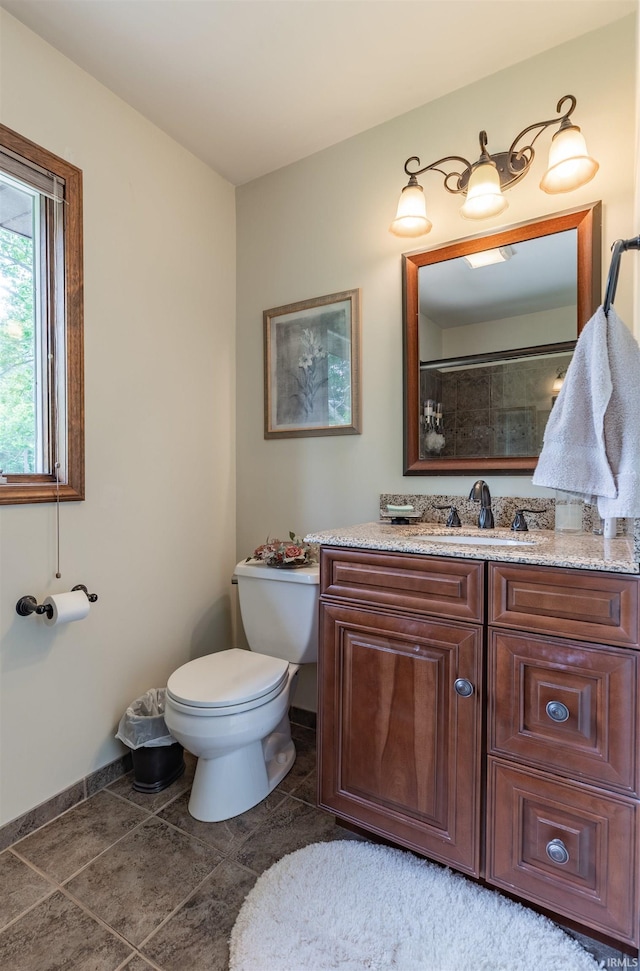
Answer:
166, 648, 289, 709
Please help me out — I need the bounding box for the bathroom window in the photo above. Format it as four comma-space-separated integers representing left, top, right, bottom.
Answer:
0, 125, 84, 503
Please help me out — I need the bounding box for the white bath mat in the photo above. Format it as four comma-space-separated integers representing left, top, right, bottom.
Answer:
229, 840, 603, 971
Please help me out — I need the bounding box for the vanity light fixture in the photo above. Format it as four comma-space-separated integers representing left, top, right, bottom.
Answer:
389, 95, 598, 238
552, 368, 567, 395
551, 367, 568, 406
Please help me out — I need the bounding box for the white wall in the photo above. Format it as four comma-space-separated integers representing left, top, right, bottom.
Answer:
440, 306, 575, 359
236, 18, 636, 709
236, 16, 636, 538
0, 12, 236, 826
419, 313, 443, 361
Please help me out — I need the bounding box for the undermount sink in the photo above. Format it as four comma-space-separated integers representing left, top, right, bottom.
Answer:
410, 534, 537, 547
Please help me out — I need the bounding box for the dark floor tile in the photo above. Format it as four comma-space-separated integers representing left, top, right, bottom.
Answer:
232, 794, 348, 874
291, 721, 316, 749
0, 782, 85, 852
158, 787, 286, 854
289, 768, 317, 806
0, 851, 54, 930
564, 927, 628, 967
107, 755, 196, 814
142, 859, 256, 971
278, 724, 316, 794
14, 791, 148, 883
121, 957, 158, 971
0, 890, 132, 971
66, 816, 222, 946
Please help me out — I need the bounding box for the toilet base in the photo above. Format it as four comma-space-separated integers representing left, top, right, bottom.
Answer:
188, 721, 296, 822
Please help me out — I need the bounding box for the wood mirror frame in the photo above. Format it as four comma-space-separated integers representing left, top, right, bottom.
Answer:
402, 203, 601, 475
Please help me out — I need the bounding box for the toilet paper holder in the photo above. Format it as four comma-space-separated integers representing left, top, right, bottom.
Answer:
16, 584, 99, 619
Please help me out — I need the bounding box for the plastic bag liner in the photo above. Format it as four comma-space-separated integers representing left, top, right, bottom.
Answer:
116, 688, 176, 749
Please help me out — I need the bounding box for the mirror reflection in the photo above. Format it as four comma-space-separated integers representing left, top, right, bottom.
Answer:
420, 349, 574, 460
419, 231, 576, 361
403, 204, 601, 475
419, 231, 576, 460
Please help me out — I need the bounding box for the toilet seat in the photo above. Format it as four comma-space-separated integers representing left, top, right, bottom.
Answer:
166, 648, 289, 716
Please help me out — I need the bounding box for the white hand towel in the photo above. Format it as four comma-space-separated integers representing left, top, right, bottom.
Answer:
533, 306, 640, 517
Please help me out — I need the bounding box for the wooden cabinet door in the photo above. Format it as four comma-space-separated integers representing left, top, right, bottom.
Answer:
487, 759, 639, 945
318, 601, 482, 875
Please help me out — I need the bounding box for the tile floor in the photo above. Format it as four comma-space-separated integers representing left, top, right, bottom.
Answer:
0, 719, 353, 971
0, 716, 631, 971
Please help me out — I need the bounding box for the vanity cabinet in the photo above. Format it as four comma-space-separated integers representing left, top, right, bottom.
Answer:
318, 547, 484, 875
318, 548, 640, 950
487, 562, 640, 946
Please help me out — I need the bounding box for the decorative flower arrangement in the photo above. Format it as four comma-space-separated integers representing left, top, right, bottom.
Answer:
293, 328, 327, 418
249, 531, 317, 569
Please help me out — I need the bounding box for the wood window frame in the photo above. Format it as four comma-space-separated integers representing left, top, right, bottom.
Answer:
0, 124, 84, 504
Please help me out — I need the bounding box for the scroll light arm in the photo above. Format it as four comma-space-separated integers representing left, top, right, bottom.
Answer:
403, 95, 581, 195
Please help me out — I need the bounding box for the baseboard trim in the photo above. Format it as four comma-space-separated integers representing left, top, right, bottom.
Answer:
2, 711, 315, 850
0, 751, 132, 851
290, 705, 316, 730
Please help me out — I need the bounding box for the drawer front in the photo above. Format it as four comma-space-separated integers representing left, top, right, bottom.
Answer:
320, 547, 484, 623
490, 563, 639, 647
487, 759, 638, 945
489, 630, 639, 792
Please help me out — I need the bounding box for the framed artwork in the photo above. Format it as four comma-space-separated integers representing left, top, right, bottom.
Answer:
263, 289, 362, 438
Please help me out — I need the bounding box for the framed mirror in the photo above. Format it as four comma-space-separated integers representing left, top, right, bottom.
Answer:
402, 202, 601, 475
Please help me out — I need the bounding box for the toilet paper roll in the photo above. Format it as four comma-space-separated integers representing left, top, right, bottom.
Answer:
42, 590, 91, 626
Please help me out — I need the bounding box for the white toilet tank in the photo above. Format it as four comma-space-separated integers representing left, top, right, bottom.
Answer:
234, 559, 319, 663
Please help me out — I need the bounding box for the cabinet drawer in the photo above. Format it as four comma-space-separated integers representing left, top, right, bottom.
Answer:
489, 630, 639, 792
320, 547, 484, 623
490, 563, 639, 647
487, 759, 638, 945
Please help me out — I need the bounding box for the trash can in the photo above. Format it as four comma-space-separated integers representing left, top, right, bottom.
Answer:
116, 688, 185, 793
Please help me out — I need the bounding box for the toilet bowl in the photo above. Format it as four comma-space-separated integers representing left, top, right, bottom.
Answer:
164, 559, 319, 822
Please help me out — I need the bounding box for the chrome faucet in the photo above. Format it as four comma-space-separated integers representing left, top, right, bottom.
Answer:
469, 479, 494, 529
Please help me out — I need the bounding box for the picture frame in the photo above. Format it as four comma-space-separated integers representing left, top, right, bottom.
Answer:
263, 288, 362, 439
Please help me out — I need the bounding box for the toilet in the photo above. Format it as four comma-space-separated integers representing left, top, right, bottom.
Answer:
164, 559, 319, 822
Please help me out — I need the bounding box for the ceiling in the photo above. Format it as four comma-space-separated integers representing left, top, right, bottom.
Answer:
1, 1, 635, 185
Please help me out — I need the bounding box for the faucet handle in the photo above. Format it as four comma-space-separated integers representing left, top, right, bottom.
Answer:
511, 508, 548, 532
434, 504, 461, 528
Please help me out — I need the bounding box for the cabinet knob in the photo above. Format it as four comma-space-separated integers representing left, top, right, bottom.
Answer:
546, 700, 570, 723
546, 838, 570, 865
453, 678, 474, 697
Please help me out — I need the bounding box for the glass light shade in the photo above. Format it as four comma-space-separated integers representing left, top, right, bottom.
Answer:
464, 245, 513, 269
389, 183, 432, 237
540, 126, 599, 194
459, 162, 508, 219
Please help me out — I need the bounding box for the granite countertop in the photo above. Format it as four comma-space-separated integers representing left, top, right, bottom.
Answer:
304, 522, 639, 574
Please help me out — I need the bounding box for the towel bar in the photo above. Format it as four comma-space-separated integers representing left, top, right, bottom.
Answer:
603, 235, 640, 315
